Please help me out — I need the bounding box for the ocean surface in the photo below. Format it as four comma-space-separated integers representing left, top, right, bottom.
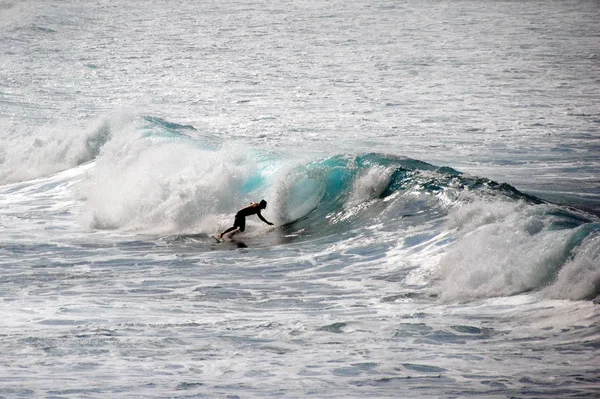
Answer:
1, 1, 599, 398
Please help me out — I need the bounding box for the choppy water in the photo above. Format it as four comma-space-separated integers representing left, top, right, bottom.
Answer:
1, 1, 599, 398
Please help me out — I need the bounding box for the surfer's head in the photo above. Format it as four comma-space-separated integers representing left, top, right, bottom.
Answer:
259, 199, 267, 209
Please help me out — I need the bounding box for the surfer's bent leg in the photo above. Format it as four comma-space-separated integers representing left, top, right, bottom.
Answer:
236, 215, 246, 232
228, 215, 245, 238
220, 215, 245, 238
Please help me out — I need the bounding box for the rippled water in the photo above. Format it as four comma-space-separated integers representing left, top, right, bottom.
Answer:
1, 1, 599, 398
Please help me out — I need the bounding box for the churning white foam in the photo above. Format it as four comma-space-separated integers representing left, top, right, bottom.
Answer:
77, 120, 264, 235
269, 162, 324, 225
543, 233, 600, 301
430, 199, 591, 302
347, 166, 393, 208
0, 112, 129, 185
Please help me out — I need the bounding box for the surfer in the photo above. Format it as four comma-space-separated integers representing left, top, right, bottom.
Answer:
217, 199, 274, 240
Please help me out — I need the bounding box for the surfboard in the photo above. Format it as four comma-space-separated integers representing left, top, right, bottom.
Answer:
211, 234, 248, 248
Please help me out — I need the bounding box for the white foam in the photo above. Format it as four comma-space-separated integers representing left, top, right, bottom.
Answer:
77, 124, 266, 234
430, 200, 580, 302
268, 160, 326, 224
543, 233, 600, 301
347, 166, 393, 208
0, 112, 132, 185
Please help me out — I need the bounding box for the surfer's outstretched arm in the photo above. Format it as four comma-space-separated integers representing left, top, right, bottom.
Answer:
219, 200, 271, 238
257, 212, 274, 226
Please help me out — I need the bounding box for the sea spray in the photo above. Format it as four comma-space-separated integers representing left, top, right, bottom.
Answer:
0, 115, 118, 185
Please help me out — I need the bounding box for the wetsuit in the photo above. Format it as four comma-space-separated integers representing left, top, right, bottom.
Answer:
220, 202, 273, 237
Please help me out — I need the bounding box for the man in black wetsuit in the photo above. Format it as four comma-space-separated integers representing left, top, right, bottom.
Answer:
218, 199, 274, 239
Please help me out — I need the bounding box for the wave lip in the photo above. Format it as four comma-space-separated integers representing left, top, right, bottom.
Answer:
273, 152, 541, 232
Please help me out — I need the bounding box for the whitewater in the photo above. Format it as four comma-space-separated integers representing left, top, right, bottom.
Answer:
1, 1, 599, 398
